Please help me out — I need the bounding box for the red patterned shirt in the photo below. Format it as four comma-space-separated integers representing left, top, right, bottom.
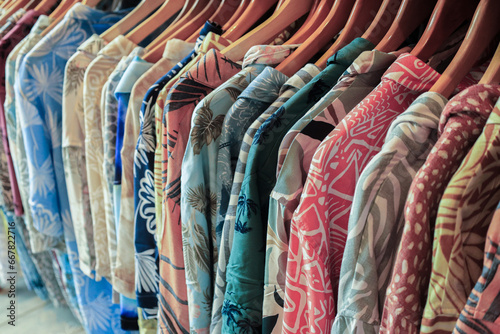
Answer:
284, 53, 440, 334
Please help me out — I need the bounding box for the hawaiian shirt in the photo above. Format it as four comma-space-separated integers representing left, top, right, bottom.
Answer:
157, 36, 232, 334
0, 9, 43, 217
62, 34, 105, 277
285, 53, 440, 334
454, 200, 500, 333
211, 64, 320, 334
160, 48, 241, 333
113, 54, 153, 298
133, 39, 193, 321
181, 44, 299, 333
421, 94, 500, 334
221, 39, 373, 334
11, 15, 58, 253
0, 8, 27, 214
381, 84, 500, 334
17, 3, 130, 333
264, 50, 398, 333
334, 92, 447, 334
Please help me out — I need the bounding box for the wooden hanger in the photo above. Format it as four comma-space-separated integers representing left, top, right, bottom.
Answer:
125, 0, 187, 46
222, 0, 249, 31
143, 0, 209, 62
221, 0, 315, 61
375, 0, 437, 52
222, 0, 279, 42
82, 0, 101, 7
411, 0, 479, 62
100, 0, 163, 42
41, 0, 78, 37
479, 43, 500, 85
24, 0, 41, 11
186, 0, 240, 42
361, 0, 402, 45
314, 0, 383, 69
284, 0, 334, 45
209, 0, 240, 26
0, 0, 33, 26
276, 0, 356, 75
430, 0, 500, 98
165, 0, 221, 42
34, 0, 59, 13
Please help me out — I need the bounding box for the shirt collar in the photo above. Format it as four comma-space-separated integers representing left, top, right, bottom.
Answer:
439, 84, 500, 132
194, 20, 224, 50
77, 34, 105, 55
163, 38, 195, 59
242, 44, 301, 68
97, 34, 137, 59
30, 15, 53, 34
382, 53, 440, 92
326, 37, 374, 67
237, 66, 289, 103
195, 32, 232, 55
344, 49, 397, 79
279, 63, 321, 94
7, 9, 26, 24
114, 55, 152, 94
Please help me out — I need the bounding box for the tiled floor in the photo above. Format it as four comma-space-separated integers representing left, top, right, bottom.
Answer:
0, 277, 85, 334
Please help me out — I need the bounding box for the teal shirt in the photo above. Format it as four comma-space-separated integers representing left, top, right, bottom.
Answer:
222, 38, 374, 333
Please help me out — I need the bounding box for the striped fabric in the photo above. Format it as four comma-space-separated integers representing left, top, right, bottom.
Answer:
421, 95, 500, 334
454, 201, 500, 333
381, 84, 500, 334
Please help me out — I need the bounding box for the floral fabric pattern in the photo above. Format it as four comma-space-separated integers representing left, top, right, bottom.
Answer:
16, 4, 130, 332
211, 64, 320, 334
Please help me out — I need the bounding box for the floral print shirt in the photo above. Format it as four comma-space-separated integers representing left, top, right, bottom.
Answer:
265, 50, 397, 333
84, 35, 138, 281
211, 64, 320, 334
133, 38, 194, 322
113, 54, 153, 298
180, 44, 299, 333
62, 34, 105, 278
381, 84, 500, 334
421, 91, 500, 334
16, 4, 131, 332
0, 9, 43, 217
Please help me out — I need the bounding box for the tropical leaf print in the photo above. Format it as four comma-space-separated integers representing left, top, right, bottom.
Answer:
186, 184, 217, 217
226, 86, 243, 102
234, 221, 252, 234
64, 62, 86, 95
190, 103, 225, 155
